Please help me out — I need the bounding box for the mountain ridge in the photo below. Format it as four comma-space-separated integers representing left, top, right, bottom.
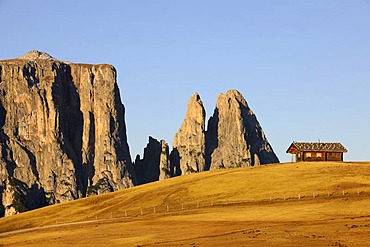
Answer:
0, 50, 278, 216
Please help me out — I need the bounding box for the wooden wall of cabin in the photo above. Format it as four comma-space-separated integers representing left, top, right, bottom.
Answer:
303, 151, 326, 162
296, 152, 303, 162
326, 152, 343, 161
295, 151, 343, 162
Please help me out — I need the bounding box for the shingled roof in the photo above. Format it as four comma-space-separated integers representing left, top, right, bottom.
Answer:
286, 142, 348, 153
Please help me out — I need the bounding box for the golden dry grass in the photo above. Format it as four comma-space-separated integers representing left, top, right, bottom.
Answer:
1, 161, 370, 246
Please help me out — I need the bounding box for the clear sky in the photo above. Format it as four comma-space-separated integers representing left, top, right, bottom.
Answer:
1, 1, 369, 162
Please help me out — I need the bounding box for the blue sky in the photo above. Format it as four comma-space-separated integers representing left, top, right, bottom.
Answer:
1, 1, 369, 162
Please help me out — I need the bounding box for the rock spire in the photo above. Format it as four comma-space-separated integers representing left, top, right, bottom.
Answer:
159, 140, 171, 180
134, 137, 170, 184
171, 93, 206, 175
205, 89, 279, 169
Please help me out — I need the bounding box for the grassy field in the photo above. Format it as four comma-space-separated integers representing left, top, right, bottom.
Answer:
1, 161, 370, 246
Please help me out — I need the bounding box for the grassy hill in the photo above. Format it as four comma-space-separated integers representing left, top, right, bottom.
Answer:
1, 161, 370, 246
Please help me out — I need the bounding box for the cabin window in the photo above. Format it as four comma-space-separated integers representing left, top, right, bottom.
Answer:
306, 152, 311, 158
316, 153, 322, 158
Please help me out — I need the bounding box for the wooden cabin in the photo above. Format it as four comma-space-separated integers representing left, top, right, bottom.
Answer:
286, 142, 347, 162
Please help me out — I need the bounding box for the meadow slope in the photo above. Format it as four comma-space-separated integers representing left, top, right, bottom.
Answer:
1, 161, 370, 246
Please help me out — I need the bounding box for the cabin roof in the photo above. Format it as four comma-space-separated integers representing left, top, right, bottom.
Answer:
286, 142, 348, 154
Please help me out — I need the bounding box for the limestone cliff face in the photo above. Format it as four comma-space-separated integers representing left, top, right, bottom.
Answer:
134, 137, 170, 184
205, 90, 279, 169
0, 50, 136, 216
171, 93, 206, 175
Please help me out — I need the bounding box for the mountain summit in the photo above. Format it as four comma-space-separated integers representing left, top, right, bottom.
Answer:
19, 50, 56, 60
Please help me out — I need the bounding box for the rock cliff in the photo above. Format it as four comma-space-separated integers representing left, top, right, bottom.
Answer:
134, 137, 170, 184
0, 51, 280, 216
171, 93, 206, 175
205, 90, 279, 169
0, 50, 136, 216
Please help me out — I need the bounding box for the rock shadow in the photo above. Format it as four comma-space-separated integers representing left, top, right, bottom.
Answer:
6, 177, 48, 214
51, 63, 84, 196
134, 137, 161, 185
239, 102, 279, 165
0, 183, 4, 217
85, 111, 95, 190
110, 81, 137, 185
205, 107, 219, 170
22, 65, 40, 88
0, 100, 16, 178
169, 148, 181, 177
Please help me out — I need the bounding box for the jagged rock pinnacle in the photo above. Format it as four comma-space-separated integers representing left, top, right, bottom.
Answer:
134, 137, 170, 184
205, 89, 279, 169
171, 92, 206, 175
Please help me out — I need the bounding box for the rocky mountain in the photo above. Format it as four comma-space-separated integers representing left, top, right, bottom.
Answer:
205, 90, 279, 169
0, 50, 280, 217
165, 90, 279, 179
171, 93, 206, 175
0, 50, 136, 216
134, 137, 170, 185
